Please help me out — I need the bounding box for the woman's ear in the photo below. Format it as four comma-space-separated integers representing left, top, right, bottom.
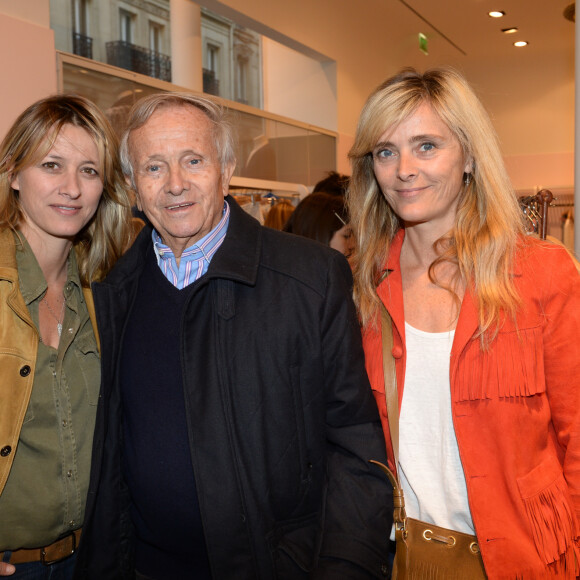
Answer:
10, 172, 19, 192
463, 155, 474, 176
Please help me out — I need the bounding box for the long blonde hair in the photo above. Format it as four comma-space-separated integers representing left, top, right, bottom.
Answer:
347, 68, 524, 339
0, 94, 133, 285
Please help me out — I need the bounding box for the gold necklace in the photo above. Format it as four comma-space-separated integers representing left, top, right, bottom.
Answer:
43, 294, 66, 337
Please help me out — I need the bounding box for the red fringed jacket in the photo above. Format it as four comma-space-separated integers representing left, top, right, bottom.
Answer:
363, 229, 580, 580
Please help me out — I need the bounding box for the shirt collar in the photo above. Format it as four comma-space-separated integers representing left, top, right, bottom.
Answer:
152, 201, 229, 264
15, 231, 81, 305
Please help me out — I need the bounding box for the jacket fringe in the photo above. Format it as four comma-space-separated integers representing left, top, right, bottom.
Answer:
521, 475, 579, 567
406, 560, 478, 579
398, 545, 579, 580
455, 326, 544, 401
492, 545, 579, 579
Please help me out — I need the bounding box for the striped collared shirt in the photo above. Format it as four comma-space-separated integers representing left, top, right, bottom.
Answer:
152, 201, 230, 289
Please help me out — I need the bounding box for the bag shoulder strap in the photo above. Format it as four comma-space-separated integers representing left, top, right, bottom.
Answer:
380, 304, 399, 470
370, 303, 407, 526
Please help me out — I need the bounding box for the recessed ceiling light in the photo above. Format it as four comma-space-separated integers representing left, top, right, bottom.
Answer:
488, 10, 506, 18
514, 40, 528, 47
501, 27, 518, 34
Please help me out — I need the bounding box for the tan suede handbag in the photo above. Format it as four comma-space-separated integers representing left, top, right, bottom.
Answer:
371, 306, 487, 580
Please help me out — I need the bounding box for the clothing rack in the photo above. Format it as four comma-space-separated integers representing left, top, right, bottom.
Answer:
518, 189, 553, 239
517, 186, 575, 245
229, 176, 309, 201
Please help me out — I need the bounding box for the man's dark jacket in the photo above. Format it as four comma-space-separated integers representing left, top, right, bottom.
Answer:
74, 196, 392, 579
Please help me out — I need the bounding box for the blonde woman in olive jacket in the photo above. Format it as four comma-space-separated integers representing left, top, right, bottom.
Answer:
0, 95, 131, 579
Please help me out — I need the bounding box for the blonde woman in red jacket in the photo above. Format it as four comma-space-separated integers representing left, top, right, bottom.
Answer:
347, 67, 580, 579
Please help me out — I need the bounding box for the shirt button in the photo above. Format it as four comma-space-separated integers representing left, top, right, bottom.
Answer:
0, 446, 12, 457
62, 420, 68, 427
66, 283, 73, 292
69, 521, 75, 528
68, 328, 74, 334
391, 346, 403, 359
20, 365, 31, 377
67, 470, 73, 478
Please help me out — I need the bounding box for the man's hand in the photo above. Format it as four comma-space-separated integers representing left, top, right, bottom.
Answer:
0, 562, 15, 576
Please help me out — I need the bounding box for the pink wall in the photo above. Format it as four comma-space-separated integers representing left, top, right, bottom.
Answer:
504, 151, 574, 192
0, 13, 57, 141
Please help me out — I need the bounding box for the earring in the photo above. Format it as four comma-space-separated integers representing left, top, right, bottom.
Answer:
464, 172, 472, 186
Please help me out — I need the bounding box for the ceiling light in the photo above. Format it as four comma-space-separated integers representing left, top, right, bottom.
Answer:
488, 10, 505, 18
514, 40, 528, 47
501, 27, 518, 34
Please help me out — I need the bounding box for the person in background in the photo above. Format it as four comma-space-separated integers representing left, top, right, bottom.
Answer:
263, 198, 295, 230
348, 67, 580, 578
284, 192, 355, 263
312, 170, 349, 197
73, 92, 392, 580
0, 94, 133, 578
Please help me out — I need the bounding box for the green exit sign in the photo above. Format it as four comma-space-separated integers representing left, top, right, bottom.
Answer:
418, 33, 428, 55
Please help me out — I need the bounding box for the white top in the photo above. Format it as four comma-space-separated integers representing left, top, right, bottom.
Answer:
398, 322, 475, 534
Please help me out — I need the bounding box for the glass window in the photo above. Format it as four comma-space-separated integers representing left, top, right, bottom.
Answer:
119, 9, 133, 44
59, 55, 336, 188
201, 8, 262, 108
149, 22, 162, 53
235, 56, 248, 104
203, 43, 220, 97
73, 0, 88, 35
71, 0, 92, 59
51, 0, 171, 83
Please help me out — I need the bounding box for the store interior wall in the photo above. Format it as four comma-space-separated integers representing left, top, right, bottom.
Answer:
0, 0, 574, 193
200, 0, 574, 192
0, 1, 56, 136
262, 37, 337, 132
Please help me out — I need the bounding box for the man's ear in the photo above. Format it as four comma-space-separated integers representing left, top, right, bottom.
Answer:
221, 162, 236, 197
126, 176, 142, 211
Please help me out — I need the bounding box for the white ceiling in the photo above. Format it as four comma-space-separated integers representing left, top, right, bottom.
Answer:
202, 0, 575, 158
343, 0, 575, 157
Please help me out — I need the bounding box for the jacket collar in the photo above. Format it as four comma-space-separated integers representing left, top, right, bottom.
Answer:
384, 229, 405, 275
205, 195, 262, 286
0, 228, 36, 326
101, 195, 263, 291
376, 228, 479, 353
377, 229, 405, 335
0, 228, 18, 280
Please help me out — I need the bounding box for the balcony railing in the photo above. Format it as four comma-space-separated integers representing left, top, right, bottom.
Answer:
203, 68, 220, 96
72, 32, 93, 60
106, 40, 171, 82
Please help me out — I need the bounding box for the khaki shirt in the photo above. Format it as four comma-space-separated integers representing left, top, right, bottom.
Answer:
0, 233, 100, 550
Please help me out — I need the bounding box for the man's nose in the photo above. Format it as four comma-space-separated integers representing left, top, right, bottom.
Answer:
166, 165, 189, 195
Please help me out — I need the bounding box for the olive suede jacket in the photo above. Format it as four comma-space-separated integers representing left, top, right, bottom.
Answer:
0, 228, 97, 497
364, 229, 580, 579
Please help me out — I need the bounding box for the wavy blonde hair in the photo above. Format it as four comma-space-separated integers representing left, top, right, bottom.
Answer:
0, 94, 133, 285
347, 68, 524, 340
